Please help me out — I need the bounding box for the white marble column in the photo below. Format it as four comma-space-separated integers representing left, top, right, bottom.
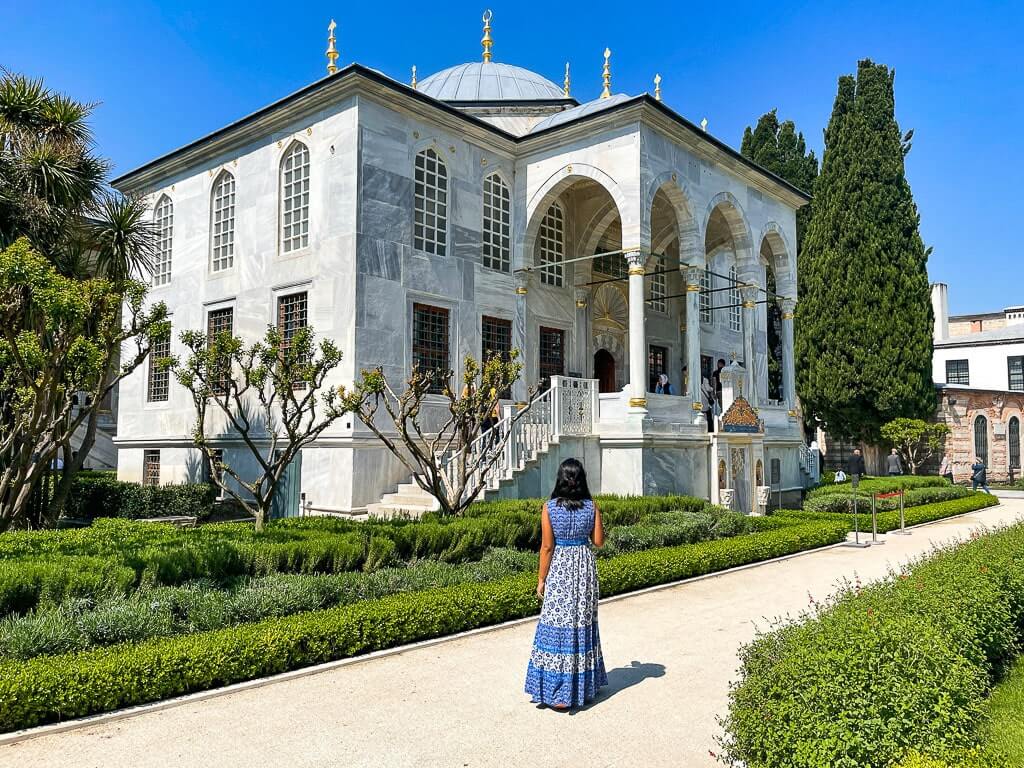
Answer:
685, 266, 704, 410
512, 270, 529, 403
740, 284, 758, 404
573, 289, 590, 377
781, 298, 797, 412
626, 250, 648, 412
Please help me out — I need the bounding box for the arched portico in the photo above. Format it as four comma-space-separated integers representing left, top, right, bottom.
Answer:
759, 228, 797, 410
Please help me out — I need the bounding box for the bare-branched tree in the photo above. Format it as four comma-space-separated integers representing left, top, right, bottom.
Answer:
343, 352, 528, 517
172, 324, 350, 531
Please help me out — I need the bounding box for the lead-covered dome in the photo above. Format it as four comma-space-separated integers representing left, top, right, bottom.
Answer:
418, 62, 565, 102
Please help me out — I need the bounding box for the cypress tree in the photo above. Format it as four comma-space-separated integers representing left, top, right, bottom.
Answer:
795, 60, 934, 442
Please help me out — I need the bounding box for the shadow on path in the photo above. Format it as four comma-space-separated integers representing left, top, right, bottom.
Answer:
573, 660, 666, 712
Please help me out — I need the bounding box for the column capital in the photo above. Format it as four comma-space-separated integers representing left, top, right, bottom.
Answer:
574, 288, 588, 309
684, 264, 704, 289
624, 248, 645, 274
740, 283, 759, 308
514, 269, 530, 295
781, 297, 796, 319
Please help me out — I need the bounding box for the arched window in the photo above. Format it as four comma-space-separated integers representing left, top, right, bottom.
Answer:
414, 148, 448, 256
650, 256, 666, 312
974, 414, 989, 464
210, 171, 236, 272
152, 194, 173, 286
1010, 416, 1021, 470
699, 267, 712, 323
538, 202, 564, 287
481, 173, 510, 271
728, 264, 741, 332
765, 263, 783, 402
280, 141, 310, 253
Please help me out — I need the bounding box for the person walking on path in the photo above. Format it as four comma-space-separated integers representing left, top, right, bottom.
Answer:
525, 458, 607, 711
847, 448, 867, 488
971, 457, 991, 494
939, 453, 955, 484
885, 448, 903, 476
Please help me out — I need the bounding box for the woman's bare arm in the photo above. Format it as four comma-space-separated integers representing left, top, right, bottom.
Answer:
592, 502, 604, 548
537, 503, 554, 598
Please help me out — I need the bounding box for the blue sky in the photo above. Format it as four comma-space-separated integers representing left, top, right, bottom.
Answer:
3, 0, 1019, 314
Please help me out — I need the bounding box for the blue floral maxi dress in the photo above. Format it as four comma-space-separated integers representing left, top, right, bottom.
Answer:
524, 499, 608, 707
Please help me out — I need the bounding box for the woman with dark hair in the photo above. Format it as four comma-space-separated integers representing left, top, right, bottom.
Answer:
524, 458, 607, 710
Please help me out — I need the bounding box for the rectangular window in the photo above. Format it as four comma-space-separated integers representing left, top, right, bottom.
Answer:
701, 354, 714, 385
1009, 356, 1024, 392
482, 315, 512, 398
277, 291, 309, 387
413, 304, 450, 393
945, 359, 970, 385
650, 257, 666, 312
728, 267, 741, 333
593, 250, 627, 279
414, 149, 448, 256
538, 326, 565, 387
207, 307, 234, 394
143, 450, 160, 487
147, 327, 171, 402
699, 269, 712, 324
648, 345, 668, 392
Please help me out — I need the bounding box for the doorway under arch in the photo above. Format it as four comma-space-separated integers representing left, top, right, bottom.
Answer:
594, 349, 616, 393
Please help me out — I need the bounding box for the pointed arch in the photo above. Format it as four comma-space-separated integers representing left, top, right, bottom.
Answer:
645, 171, 701, 268
152, 193, 173, 286
279, 140, 310, 253
210, 169, 236, 272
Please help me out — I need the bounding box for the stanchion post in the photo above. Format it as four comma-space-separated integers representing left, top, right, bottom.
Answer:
844, 492, 870, 548
870, 493, 884, 545
891, 485, 911, 536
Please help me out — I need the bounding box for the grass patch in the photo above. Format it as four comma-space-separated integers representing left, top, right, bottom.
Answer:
982, 655, 1024, 764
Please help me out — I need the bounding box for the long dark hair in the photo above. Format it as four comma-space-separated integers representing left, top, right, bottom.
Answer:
550, 458, 592, 511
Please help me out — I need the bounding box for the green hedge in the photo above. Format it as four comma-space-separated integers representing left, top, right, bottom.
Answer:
780, 492, 999, 534
721, 514, 1024, 768
0, 557, 136, 616
803, 484, 971, 514
0, 519, 847, 731
64, 474, 217, 521
807, 475, 948, 498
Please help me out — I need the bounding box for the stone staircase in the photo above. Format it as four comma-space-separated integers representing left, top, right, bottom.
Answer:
367, 377, 599, 519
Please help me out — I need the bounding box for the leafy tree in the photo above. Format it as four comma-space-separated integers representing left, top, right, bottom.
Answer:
0, 72, 160, 526
740, 109, 819, 250
343, 353, 528, 517
0, 239, 167, 530
880, 418, 950, 476
795, 60, 935, 443
172, 324, 350, 531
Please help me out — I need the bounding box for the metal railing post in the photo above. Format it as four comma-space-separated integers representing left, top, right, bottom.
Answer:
892, 486, 911, 536
870, 493, 884, 545
844, 493, 869, 548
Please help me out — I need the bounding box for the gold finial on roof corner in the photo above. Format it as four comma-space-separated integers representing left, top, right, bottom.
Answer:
563, 62, 571, 97
601, 48, 612, 99
654, 73, 662, 101
411, 65, 417, 89
481, 10, 494, 62
326, 20, 339, 75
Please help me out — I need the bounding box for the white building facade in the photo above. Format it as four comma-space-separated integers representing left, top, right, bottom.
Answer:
931, 283, 1024, 481
113, 46, 812, 514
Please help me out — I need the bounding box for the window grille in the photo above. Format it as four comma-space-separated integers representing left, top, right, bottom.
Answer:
143, 450, 161, 487
482, 315, 512, 398
1010, 417, 1021, 470
650, 256, 666, 312
207, 307, 234, 394
152, 195, 173, 285
414, 149, 448, 256
413, 304, 450, 393
1009, 356, 1024, 392
147, 327, 171, 402
974, 414, 989, 465
211, 171, 236, 271
538, 326, 565, 386
482, 174, 510, 271
281, 142, 310, 253
278, 292, 309, 387
538, 203, 565, 287
728, 266, 741, 332
946, 359, 970, 385
648, 345, 668, 391
699, 269, 712, 323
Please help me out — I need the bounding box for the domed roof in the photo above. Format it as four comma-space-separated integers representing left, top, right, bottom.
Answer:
418, 62, 566, 102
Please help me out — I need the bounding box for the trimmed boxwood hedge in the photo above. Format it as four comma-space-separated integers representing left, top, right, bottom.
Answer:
0, 519, 847, 732
780, 492, 999, 534
722, 508, 1023, 768
64, 473, 217, 521
807, 475, 948, 499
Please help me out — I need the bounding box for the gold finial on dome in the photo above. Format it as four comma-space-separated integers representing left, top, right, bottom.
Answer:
411, 65, 417, 89
601, 48, 612, 99
654, 73, 662, 101
481, 9, 494, 62
563, 62, 571, 97
326, 20, 339, 75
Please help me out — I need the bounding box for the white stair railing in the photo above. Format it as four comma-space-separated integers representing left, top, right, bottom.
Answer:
438, 377, 597, 504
